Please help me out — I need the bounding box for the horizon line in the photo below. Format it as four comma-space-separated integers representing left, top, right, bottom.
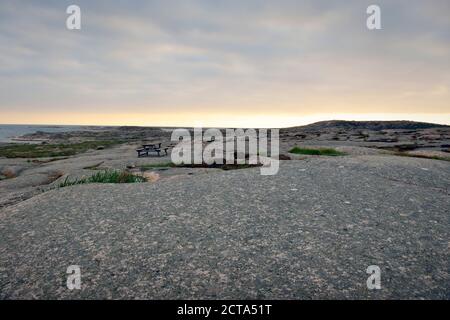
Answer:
1, 118, 449, 129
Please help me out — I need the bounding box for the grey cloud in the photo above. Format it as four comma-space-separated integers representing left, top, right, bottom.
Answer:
0, 0, 449, 115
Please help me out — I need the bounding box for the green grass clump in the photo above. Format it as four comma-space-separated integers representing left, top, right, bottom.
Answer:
289, 147, 346, 156
58, 170, 146, 188
0, 140, 123, 158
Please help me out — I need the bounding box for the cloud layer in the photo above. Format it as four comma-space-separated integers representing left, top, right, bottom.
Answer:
0, 0, 449, 126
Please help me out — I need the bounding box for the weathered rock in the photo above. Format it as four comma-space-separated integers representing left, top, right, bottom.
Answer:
1, 166, 24, 178
143, 171, 160, 182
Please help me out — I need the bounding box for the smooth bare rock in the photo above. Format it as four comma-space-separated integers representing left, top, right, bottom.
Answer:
0, 156, 449, 299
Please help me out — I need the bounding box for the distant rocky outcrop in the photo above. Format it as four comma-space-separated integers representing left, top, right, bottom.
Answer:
286, 120, 449, 132
280, 120, 450, 154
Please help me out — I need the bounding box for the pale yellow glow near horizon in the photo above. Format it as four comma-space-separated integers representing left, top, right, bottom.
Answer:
1, 111, 449, 128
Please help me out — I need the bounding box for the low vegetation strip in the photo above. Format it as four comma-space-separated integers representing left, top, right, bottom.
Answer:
139, 162, 261, 170
393, 152, 450, 162
58, 170, 146, 187
289, 147, 346, 156
0, 140, 123, 158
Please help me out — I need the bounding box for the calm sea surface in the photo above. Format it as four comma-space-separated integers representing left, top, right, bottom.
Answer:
0, 124, 95, 143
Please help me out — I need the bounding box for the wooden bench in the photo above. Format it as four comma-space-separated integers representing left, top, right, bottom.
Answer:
136, 148, 148, 157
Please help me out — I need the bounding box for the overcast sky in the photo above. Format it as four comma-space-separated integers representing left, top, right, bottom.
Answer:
0, 0, 449, 127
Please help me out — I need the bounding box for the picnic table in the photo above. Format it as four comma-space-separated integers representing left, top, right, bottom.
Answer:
136, 143, 169, 157
143, 143, 162, 149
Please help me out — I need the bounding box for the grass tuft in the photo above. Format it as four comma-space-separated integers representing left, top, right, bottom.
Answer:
58, 170, 146, 188
289, 147, 346, 156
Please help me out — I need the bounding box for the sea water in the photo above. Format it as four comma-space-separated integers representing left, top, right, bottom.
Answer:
0, 124, 91, 143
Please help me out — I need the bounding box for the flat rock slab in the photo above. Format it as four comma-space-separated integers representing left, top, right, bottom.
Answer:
0, 156, 449, 299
